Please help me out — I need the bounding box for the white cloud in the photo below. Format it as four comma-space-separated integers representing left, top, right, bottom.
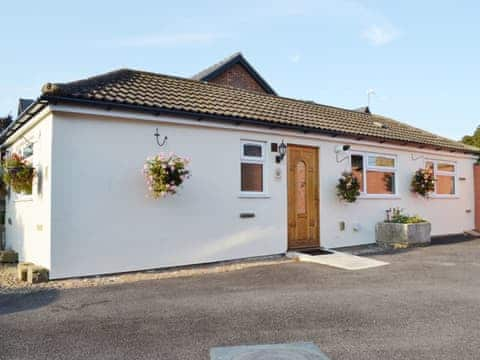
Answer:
255, 1, 402, 47
362, 24, 399, 46
289, 54, 301, 63
110, 33, 227, 48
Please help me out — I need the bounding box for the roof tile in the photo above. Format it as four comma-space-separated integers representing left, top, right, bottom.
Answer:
40, 69, 478, 154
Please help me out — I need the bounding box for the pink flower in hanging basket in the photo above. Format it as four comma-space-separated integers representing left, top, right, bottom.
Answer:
143, 152, 191, 199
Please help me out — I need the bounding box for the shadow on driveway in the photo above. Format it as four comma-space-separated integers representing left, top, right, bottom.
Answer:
0, 289, 59, 315
431, 233, 479, 246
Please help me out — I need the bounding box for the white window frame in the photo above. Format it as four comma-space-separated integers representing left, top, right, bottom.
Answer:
239, 140, 269, 198
425, 159, 458, 198
350, 151, 399, 198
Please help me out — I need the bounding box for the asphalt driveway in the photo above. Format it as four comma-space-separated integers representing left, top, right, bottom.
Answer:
1, 239, 480, 359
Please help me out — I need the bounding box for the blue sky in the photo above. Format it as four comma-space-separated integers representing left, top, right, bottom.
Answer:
1, 0, 478, 140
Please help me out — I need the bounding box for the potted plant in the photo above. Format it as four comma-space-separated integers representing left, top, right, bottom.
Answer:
376, 207, 431, 248
411, 168, 435, 198
143, 152, 190, 199
2, 153, 35, 195
336, 171, 361, 203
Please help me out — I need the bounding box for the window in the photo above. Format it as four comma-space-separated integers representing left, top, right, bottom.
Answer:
350, 153, 397, 196
240, 141, 267, 194
426, 160, 456, 196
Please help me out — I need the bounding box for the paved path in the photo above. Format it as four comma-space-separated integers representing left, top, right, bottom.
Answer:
1, 239, 480, 359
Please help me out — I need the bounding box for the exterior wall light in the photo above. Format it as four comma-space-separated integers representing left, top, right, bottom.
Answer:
276, 140, 287, 163
335, 144, 351, 163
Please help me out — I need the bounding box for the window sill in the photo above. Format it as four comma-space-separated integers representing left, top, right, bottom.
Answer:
429, 195, 459, 199
238, 193, 271, 199
358, 195, 401, 200
14, 197, 33, 203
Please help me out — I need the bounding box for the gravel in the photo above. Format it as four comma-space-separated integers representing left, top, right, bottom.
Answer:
0, 256, 291, 294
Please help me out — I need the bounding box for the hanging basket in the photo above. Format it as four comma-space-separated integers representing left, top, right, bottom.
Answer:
336, 171, 361, 203
411, 168, 435, 198
143, 152, 190, 199
2, 153, 35, 195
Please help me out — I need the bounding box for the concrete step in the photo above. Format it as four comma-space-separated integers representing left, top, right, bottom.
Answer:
287, 249, 388, 270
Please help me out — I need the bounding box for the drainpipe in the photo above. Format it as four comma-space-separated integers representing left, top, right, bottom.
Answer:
474, 163, 480, 231
0, 116, 10, 250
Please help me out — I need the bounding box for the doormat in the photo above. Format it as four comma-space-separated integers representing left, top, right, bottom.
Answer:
210, 342, 330, 359
298, 249, 334, 256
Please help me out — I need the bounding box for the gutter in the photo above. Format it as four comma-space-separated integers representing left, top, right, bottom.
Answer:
0, 99, 49, 148
3, 95, 480, 156
42, 94, 348, 137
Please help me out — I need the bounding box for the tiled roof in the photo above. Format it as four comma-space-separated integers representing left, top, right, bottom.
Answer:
39, 68, 478, 154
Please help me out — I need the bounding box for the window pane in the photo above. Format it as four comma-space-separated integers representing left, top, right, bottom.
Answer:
296, 161, 306, 214
243, 144, 262, 158
366, 171, 395, 194
241, 163, 263, 192
367, 155, 395, 168
437, 175, 455, 195
351, 155, 364, 192
437, 163, 455, 172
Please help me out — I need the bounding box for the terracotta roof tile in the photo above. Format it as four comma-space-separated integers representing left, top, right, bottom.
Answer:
40, 69, 479, 154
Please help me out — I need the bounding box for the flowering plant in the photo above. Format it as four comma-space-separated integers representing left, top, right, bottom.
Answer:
385, 207, 427, 224
411, 168, 435, 198
336, 171, 361, 203
143, 152, 190, 199
2, 153, 35, 194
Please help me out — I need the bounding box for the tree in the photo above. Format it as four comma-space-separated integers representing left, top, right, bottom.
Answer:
462, 126, 480, 148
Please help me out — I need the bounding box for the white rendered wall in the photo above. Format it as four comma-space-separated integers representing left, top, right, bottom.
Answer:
49, 113, 286, 279
5, 115, 53, 269
316, 141, 475, 248
48, 108, 476, 278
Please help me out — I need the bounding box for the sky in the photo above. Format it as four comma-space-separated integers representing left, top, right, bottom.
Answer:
1, 0, 478, 140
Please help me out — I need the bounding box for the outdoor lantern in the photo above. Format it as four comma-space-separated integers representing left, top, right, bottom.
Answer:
276, 140, 287, 163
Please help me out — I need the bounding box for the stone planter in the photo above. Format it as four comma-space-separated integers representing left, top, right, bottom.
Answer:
375, 222, 431, 248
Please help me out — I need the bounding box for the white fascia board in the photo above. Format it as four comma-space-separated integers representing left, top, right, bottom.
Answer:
3, 106, 53, 147
50, 103, 478, 161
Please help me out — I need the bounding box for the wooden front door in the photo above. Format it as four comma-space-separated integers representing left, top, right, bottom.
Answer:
287, 145, 320, 249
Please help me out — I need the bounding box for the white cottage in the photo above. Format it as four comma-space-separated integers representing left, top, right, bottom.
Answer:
2, 53, 478, 279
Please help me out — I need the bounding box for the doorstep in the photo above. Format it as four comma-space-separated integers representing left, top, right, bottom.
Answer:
287, 249, 388, 270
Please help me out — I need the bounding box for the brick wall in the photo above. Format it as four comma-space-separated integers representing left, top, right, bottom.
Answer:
474, 164, 480, 231
209, 64, 267, 94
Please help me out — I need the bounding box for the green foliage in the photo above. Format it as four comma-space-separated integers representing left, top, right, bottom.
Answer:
143, 152, 190, 199
336, 171, 361, 203
2, 153, 35, 195
411, 168, 435, 197
387, 207, 427, 224
462, 125, 480, 148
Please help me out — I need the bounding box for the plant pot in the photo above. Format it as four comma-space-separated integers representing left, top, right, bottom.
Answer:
375, 222, 431, 248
